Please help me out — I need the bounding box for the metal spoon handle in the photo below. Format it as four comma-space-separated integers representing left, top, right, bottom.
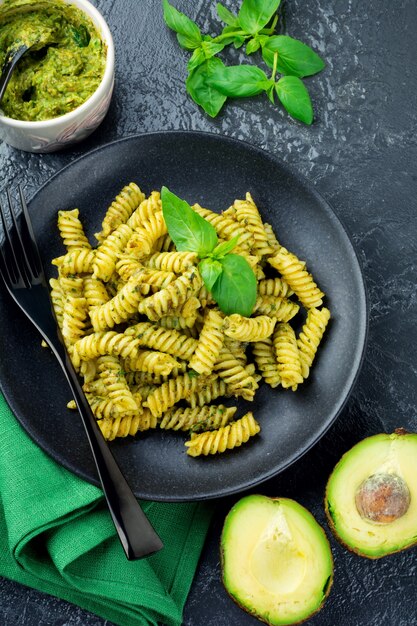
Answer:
0, 45, 29, 103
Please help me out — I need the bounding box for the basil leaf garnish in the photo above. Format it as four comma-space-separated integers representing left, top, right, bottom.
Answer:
275, 75, 313, 124
208, 65, 273, 98
211, 254, 257, 316
262, 35, 325, 77
161, 187, 218, 257
246, 37, 261, 55
187, 47, 206, 72
211, 235, 240, 258
216, 3, 239, 26
163, 0, 202, 50
238, 0, 281, 35
186, 58, 227, 117
198, 257, 223, 291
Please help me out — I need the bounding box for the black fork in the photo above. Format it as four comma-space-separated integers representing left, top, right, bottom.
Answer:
0, 187, 163, 560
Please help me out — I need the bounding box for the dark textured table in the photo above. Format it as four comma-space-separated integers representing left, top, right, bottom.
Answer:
1, 0, 417, 625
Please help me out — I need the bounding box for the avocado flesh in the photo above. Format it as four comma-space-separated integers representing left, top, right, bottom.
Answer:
326, 431, 417, 558
221, 495, 333, 626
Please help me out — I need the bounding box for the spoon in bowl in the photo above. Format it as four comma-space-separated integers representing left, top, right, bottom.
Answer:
0, 43, 32, 105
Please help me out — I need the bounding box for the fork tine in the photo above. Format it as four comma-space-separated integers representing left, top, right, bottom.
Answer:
6, 188, 37, 286
18, 185, 43, 278
0, 197, 20, 285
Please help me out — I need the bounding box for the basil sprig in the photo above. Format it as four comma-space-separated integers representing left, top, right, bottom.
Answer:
161, 187, 256, 316
162, 0, 325, 123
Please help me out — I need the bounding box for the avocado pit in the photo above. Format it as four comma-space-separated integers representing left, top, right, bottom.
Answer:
355, 472, 411, 524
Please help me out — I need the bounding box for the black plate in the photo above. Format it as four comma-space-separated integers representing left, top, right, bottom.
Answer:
0, 132, 368, 501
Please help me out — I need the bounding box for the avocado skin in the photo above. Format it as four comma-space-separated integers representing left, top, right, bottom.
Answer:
220, 495, 334, 626
325, 429, 417, 559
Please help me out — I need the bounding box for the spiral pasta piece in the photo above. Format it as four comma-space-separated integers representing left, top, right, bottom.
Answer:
84, 277, 110, 309
185, 412, 260, 457
89, 271, 147, 331
223, 338, 247, 366
132, 384, 157, 401
97, 355, 140, 414
125, 322, 198, 361
263, 222, 281, 256
126, 212, 167, 257
234, 193, 274, 257
62, 296, 89, 347
86, 394, 122, 420
94, 182, 144, 242
268, 246, 325, 309
98, 409, 157, 441
223, 314, 276, 342
145, 251, 198, 273
127, 191, 161, 230
160, 404, 237, 432
58, 209, 91, 250
297, 307, 331, 378
214, 348, 258, 400
258, 277, 293, 299
115, 255, 143, 281
252, 337, 280, 388
254, 296, 300, 322
80, 358, 97, 383
93, 223, 133, 282
52, 248, 95, 276
122, 350, 180, 375
189, 309, 225, 374
273, 323, 303, 390
49, 278, 64, 328
144, 373, 203, 418
138, 268, 202, 321
59, 275, 84, 297
187, 377, 229, 408
158, 314, 198, 331
73, 331, 142, 366
124, 360, 187, 385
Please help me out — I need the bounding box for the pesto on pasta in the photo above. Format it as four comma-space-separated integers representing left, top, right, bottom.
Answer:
50, 184, 331, 456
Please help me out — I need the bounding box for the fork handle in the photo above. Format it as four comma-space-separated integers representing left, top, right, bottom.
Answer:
51, 341, 164, 560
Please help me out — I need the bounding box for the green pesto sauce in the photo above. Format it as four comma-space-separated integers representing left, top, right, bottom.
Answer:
0, 0, 106, 121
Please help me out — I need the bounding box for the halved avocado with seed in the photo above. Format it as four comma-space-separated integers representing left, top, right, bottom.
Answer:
221, 495, 333, 626
325, 429, 417, 558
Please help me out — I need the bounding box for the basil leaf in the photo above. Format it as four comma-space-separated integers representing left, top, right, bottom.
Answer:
198, 257, 223, 291
266, 83, 276, 103
211, 254, 257, 316
212, 235, 240, 258
162, 0, 202, 50
216, 3, 239, 26
238, 0, 281, 35
201, 39, 225, 59
275, 75, 313, 124
262, 35, 325, 77
161, 187, 218, 256
186, 57, 227, 117
233, 36, 246, 49
208, 65, 272, 97
187, 47, 206, 72
246, 37, 260, 54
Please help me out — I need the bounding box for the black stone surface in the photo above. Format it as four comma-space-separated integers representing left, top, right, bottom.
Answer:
0, 0, 416, 625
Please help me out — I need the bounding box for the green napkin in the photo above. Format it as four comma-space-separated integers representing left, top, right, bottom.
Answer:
0, 392, 213, 626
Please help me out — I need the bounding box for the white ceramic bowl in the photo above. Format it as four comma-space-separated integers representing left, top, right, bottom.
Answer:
0, 0, 114, 152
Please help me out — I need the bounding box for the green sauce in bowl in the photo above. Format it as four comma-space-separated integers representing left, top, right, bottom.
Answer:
0, 0, 107, 121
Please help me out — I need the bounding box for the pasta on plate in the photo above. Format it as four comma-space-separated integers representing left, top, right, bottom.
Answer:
50, 183, 331, 457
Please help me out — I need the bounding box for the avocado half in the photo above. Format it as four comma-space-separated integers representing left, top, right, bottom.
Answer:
221, 495, 333, 626
325, 429, 417, 558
